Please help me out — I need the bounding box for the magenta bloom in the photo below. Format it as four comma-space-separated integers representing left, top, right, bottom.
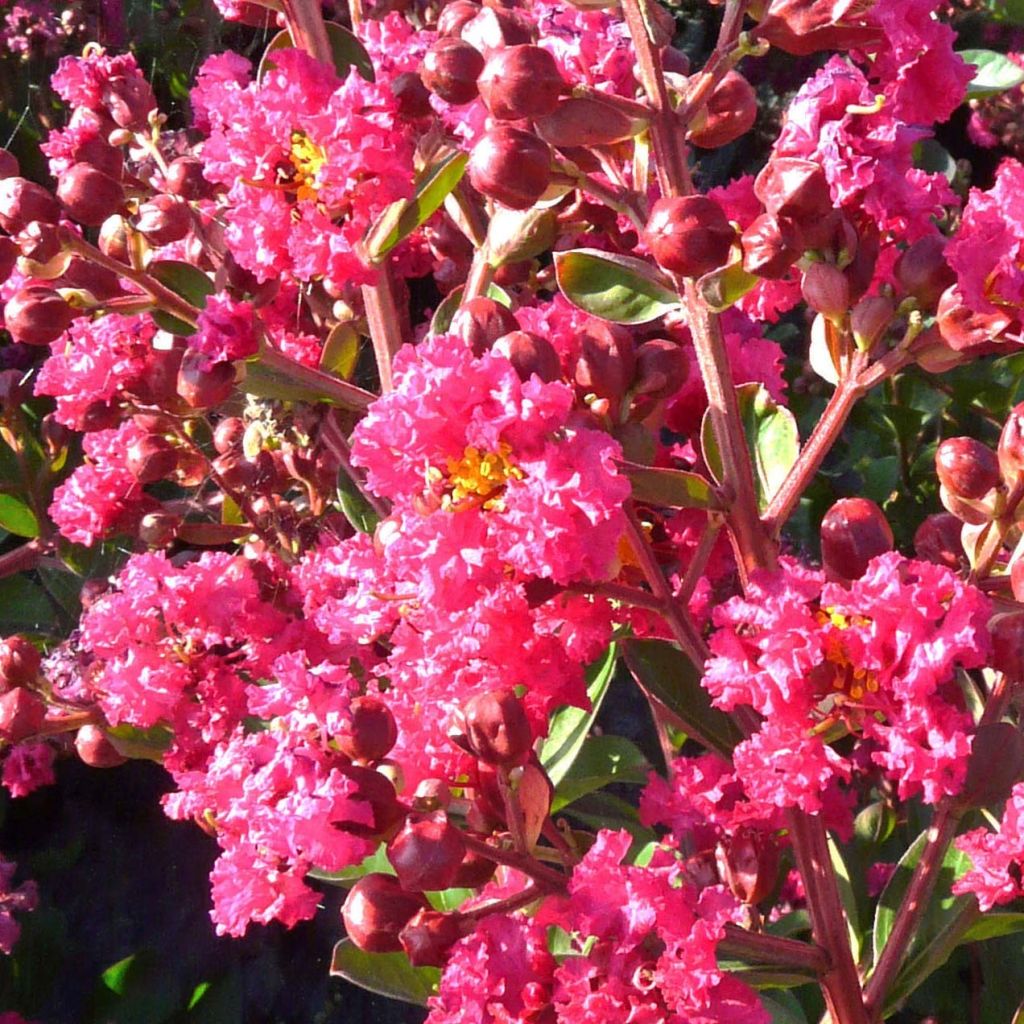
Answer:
955, 782, 1024, 911
193, 294, 260, 367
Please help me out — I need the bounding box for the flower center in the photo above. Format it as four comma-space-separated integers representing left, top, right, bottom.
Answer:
818, 607, 879, 702
444, 444, 523, 511
285, 130, 326, 202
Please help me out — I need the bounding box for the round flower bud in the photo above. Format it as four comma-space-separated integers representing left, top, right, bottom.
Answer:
895, 235, 955, 310
0, 148, 18, 179
3, 286, 73, 346
460, 7, 532, 57
164, 156, 209, 200
449, 296, 519, 356
820, 497, 894, 581
0, 688, 46, 744
75, 725, 128, 768
468, 126, 552, 210
801, 261, 849, 321
437, 0, 481, 36
534, 95, 645, 149
342, 874, 428, 954
0, 177, 61, 234
336, 764, 406, 839
17, 220, 62, 265
574, 320, 636, 404
634, 338, 689, 399
136, 195, 192, 246
452, 844, 498, 887
391, 71, 433, 120
101, 74, 157, 129
478, 45, 564, 120
126, 433, 179, 484
57, 163, 125, 227
935, 438, 1000, 501
460, 689, 532, 766
337, 696, 398, 763
98, 215, 131, 264
212, 417, 245, 455
754, 157, 833, 232
741, 213, 801, 279
492, 330, 561, 382
176, 351, 235, 409
959, 721, 1024, 808
715, 828, 779, 906
991, 612, 1024, 682
913, 513, 963, 570
0, 636, 41, 693
387, 814, 467, 892
71, 136, 124, 180
850, 295, 894, 353
0, 237, 17, 285
138, 511, 180, 549
420, 38, 485, 105
999, 401, 1024, 486
643, 195, 734, 278
687, 71, 757, 149
400, 910, 469, 967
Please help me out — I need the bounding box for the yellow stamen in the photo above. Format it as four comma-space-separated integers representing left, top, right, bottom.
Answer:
445, 444, 523, 511
287, 130, 326, 203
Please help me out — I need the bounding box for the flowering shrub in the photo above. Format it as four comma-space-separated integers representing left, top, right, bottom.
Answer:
3, 0, 1024, 1021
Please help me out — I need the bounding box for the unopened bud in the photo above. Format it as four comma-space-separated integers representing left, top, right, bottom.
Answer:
75, 724, 128, 767
801, 261, 849, 322
57, 163, 125, 227
478, 45, 564, 120
391, 71, 433, 120
715, 828, 780, 905
17, 220, 62, 265
136, 195, 191, 246
687, 71, 757, 149
574, 320, 636, 404
164, 156, 209, 200
535, 95, 646, 148
387, 814, 467, 891
0, 177, 61, 234
0, 636, 41, 692
895, 236, 955, 310
452, 844, 498, 887
643, 195, 734, 279
449, 296, 519, 356
4, 286, 73, 346
177, 351, 235, 409
0, 688, 46, 743
634, 338, 688, 399
101, 74, 157, 129
421, 37, 485, 105
0, 237, 17, 284
492, 330, 561, 382
138, 511, 180, 548
820, 497, 894, 581
936, 438, 1000, 501
741, 213, 802, 279
999, 401, 1024, 486
468, 126, 552, 210
460, 7, 533, 57
400, 910, 469, 967
126, 433, 179, 484
850, 295, 894, 353
437, 0, 480, 35
913, 513, 963, 570
71, 136, 124, 180
337, 764, 406, 839
412, 778, 452, 813
341, 874, 428, 954
991, 613, 1024, 682
338, 696, 398, 763
754, 157, 833, 233
458, 689, 533, 766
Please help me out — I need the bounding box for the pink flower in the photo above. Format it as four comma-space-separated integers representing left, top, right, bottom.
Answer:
2, 742, 55, 798
193, 294, 260, 367
954, 782, 1024, 911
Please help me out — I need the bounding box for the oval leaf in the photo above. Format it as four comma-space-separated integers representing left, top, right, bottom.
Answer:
149, 260, 214, 336
550, 734, 649, 813
554, 249, 679, 325
330, 940, 439, 1006
618, 459, 723, 510
0, 494, 39, 538
960, 48, 1024, 98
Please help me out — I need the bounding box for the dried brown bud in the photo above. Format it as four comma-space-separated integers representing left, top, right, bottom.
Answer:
387, 814, 467, 891
478, 45, 564, 120
4, 286, 73, 346
643, 195, 734, 278
57, 163, 125, 227
468, 126, 552, 210
338, 696, 399, 763
421, 37, 485, 105
341, 874, 428, 954
820, 497, 894, 581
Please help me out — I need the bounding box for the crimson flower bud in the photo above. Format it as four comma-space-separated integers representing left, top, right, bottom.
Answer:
643, 195, 734, 278
754, 157, 833, 233
342, 874, 428, 954
338, 696, 398, 763
4, 286, 73, 346
0, 688, 46, 743
959, 721, 1024, 808
412, 778, 452, 813
98, 215, 131, 263
741, 213, 802, 279
136, 195, 192, 246
0, 636, 41, 693
75, 724, 128, 768
0, 237, 17, 285
59, 257, 122, 302
820, 497, 894, 581
437, 0, 481, 35
850, 296, 894, 353
126, 433, 179, 484
337, 764, 406, 839
757, 0, 882, 56
459, 689, 532, 766
534, 95, 645, 148
421, 38, 485, 105
913, 513, 963, 571
164, 156, 209, 200
57, 163, 125, 227
391, 71, 433, 120
17, 220, 62, 264
212, 417, 246, 455
460, 7, 532, 57
177, 352, 235, 409
715, 828, 780, 906
0, 177, 61, 234
999, 401, 1024, 486
687, 70, 757, 149
573, 320, 636, 403
801, 261, 849, 321
72, 136, 124, 180
0, 148, 18, 178
634, 338, 688, 399
492, 330, 561, 382
400, 910, 469, 967
991, 612, 1024, 682
449, 296, 519, 356
452, 843, 498, 887
101, 74, 157, 129
387, 814, 467, 891
935, 438, 1000, 501
138, 511, 180, 549
468, 126, 552, 210
478, 45, 564, 120
895, 236, 955, 310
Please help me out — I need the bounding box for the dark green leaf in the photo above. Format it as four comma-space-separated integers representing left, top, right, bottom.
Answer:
562, 790, 656, 846
960, 49, 1024, 98
149, 261, 214, 336
702, 382, 799, 513
619, 459, 723, 510
182, 969, 243, 1024
366, 151, 468, 260
540, 644, 618, 788
330, 940, 439, 1006
551, 734, 649, 813
0, 494, 39, 538
623, 639, 741, 757
554, 249, 679, 325
760, 991, 811, 1024
0, 575, 54, 635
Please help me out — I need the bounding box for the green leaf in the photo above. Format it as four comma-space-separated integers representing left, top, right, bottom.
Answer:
426, 887, 475, 912
551, 734, 649, 813
0, 494, 39, 538
260, 23, 375, 82
540, 644, 618, 788
330, 940, 439, 1006
182, 969, 243, 1024
307, 843, 393, 885
337, 467, 380, 535
430, 282, 511, 336
828, 837, 863, 965
0, 575, 54, 635
148, 261, 214, 336
623, 639, 741, 757
554, 248, 679, 325
562, 790, 656, 845
702, 382, 799, 513
698, 261, 759, 313
320, 323, 361, 380
960, 912, 1024, 944
106, 723, 172, 761
90, 950, 182, 1024
760, 991, 811, 1024
618, 459, 723, 510
366, 151, 468, 260
960, 49, 1024, 98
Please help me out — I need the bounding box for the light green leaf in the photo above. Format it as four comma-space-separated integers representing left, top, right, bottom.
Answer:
337, 467, 380, 535
0, 494, 39, 538
551, 734, 649, 813
961, 48, 1024, 98
540, 644, 618, 788
829, 837, 863, 965
554, 248, 679, 325
330, 940, 440, 1006
698, 261, 759, 313
619, 459, 723, 510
